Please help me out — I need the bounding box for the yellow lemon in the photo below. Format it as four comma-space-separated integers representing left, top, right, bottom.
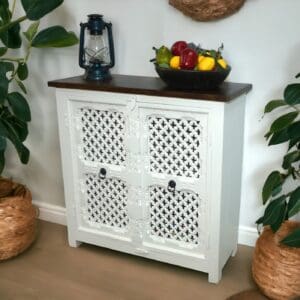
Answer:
198, 55, 205, 64
217, 58, 227, 69
170, 56, 180, 69
198, 57, 215, 71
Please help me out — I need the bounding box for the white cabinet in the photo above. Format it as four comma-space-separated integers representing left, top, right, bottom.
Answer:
50, 75, 251, 283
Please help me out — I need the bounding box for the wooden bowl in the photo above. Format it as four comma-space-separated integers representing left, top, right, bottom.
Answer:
155, 64, 231, 90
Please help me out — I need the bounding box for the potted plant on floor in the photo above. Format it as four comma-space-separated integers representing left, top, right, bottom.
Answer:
252, 73, 300, 300
0, 0, 78, 261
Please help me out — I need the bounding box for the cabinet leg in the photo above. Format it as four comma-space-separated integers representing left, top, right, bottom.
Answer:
208, 269, 222, 284
68, 237, 81, 248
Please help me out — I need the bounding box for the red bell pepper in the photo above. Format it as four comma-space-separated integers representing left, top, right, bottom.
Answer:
180, 48, 198, 70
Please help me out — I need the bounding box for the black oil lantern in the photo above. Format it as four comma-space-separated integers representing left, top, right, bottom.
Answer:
79, 14, 115, 80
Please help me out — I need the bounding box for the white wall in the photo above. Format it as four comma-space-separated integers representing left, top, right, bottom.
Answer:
5, 0, 300, 244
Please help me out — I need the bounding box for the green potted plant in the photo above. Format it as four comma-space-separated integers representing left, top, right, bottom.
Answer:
0, 0, 78, 260
252, 73, 300, 300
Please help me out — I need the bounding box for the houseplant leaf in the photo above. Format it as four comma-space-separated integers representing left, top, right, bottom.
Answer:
0, 22, 22, 49
0, 0, 77, 174
269, 111, 298, 133
288, 187, 300, 218
282, 150, 300, 169
288, 121, 300, 140
23, 21, 39, 42
0, 134, 6, 151
268, 128, 290, 145
32, 26, 78, 48
0, 0, 10, 24
1, 61, 14, 73
7, 92, 31, 122
281, 228, 300, 247
21, 0, 63, 20
0, 64, 8, 103
0, 46, 7, 56
262, 171, 283, 204
263, 196, 287, 231
17, 63, 28, 81
0, 149, 4, 173
256, 216, 264, 225
11, 118, 28, 142
288, 137, 300, 150
284, 83, 300, 105
16, 79, 27, 94
0, 0, 9, 9
271, 184, 282, 197
0, 118, 29, 164
0, 135, 6, 173
264, 100, 287, 113
0, 114, 8, 136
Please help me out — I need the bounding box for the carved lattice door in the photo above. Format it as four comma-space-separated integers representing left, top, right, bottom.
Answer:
140, 106, 208, 256
71, 99, 131, 240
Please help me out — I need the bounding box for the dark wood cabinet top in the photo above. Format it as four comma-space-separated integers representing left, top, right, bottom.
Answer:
48, 74, 252, 102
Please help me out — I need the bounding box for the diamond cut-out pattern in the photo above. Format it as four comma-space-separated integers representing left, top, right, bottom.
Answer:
148, 116, 202, 178
85, 174, 129, 229
80, 108, 126, 165
149, 186, 200, 245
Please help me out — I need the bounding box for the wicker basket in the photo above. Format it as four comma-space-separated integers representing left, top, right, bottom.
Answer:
0, 178, 37, 261
252, 221, 300, 300
169, 0, 246, 21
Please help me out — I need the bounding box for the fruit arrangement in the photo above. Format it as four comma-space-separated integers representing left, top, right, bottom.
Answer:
152, 41, 229, 72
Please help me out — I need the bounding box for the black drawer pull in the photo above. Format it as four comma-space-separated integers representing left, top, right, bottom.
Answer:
167, 180, 176, 193
99, 168, 107, 179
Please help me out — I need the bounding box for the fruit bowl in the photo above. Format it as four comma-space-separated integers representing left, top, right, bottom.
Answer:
155, 64, 231, 90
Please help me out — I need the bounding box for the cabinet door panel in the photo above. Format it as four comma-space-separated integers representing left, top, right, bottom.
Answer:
148, 115, 203, 179
69, 98, 131, 240
149, 185, 203, 247
139, 106, 209, 256
82, 173, 129, 233
79, 106, 126, 166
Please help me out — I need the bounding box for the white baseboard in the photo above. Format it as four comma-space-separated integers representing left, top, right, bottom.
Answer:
33, 201, 258, 247
33, 201, 67, 226
238, 225, 258, 247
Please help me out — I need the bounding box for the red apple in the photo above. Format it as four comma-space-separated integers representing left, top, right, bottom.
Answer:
171, 41, 188, 56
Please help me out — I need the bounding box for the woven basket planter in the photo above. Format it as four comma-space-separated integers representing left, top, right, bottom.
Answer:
0, 178, 37, 261
252, 221, 300, 300
169, 0, 246, 21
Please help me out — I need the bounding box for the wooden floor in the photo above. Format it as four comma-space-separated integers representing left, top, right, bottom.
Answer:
0, 221, 258, 300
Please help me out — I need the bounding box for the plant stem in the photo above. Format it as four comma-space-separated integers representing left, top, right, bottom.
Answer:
0, 15, 27, 34
8, 42, 32, 83
0, 57, 24, 63
24, 44, 32, 63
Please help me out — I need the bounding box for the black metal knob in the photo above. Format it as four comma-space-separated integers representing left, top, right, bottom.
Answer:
167, 180, 176, 193
99, 168, 107, 179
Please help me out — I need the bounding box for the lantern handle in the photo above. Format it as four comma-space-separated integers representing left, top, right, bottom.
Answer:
79, 22, 89, 70
104, 22, 115, 68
